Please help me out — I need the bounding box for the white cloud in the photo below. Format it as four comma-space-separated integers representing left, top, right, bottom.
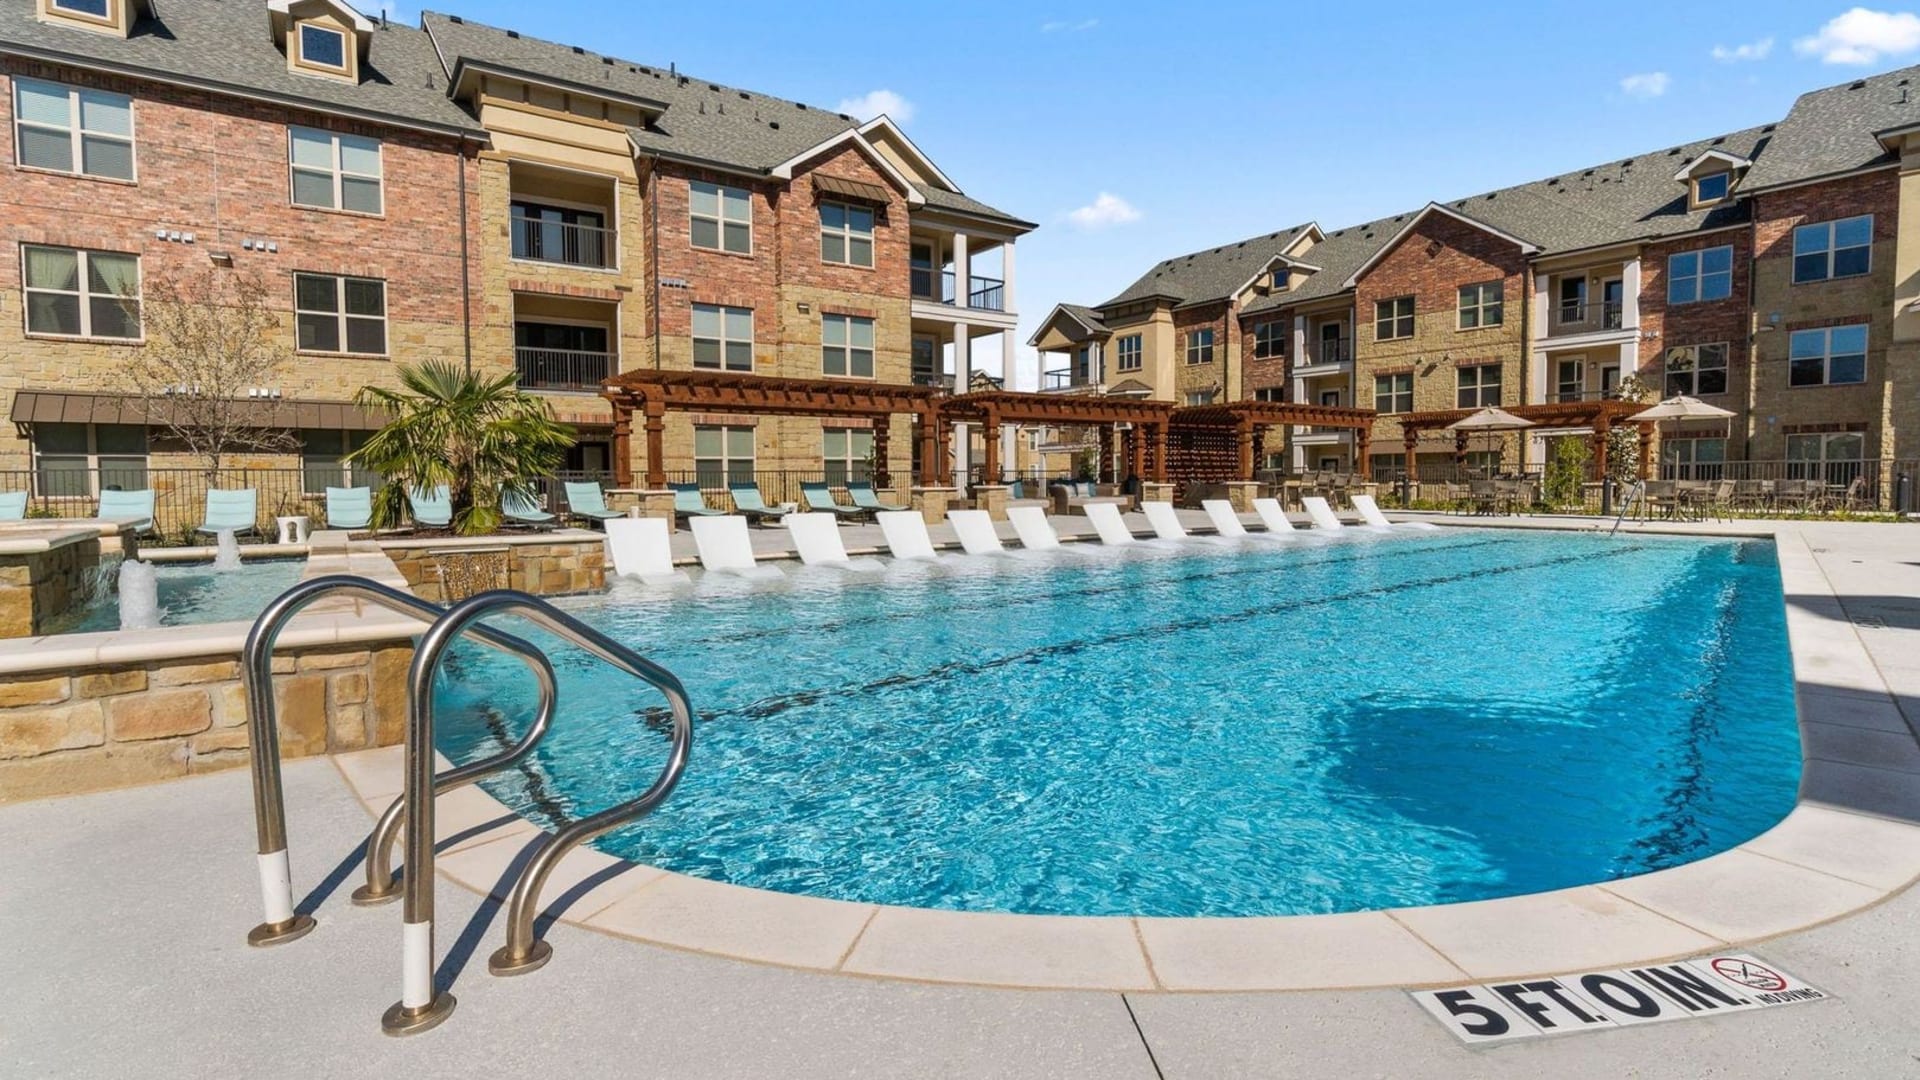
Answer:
1041, 18, 1099, 32
1619, 71, 1671, 100
1066, 192, 1142, 230
1795, 8, 1920, 64
1711, 37, 1774, 62
835, 89, 915, 124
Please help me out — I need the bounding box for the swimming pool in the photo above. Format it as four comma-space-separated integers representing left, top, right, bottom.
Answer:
435, 528, 1800, 918
55, 559, 305, 634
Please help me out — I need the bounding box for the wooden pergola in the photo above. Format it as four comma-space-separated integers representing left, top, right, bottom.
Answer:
939, 391, 1176, 484
599, 369, 948, 488
1394, 399, 1657, 479
1168, 401, 1379, 481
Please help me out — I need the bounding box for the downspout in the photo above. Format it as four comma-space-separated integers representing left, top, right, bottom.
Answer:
459, 135, 473, 374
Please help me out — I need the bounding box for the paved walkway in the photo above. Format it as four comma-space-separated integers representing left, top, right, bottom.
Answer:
3, 519, 1917, 1077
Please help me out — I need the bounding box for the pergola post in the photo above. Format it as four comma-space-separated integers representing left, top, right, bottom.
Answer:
1235, 419, 1255, 481
611, 400, 634, 488
1402, 427, 1419, 501
1454, 431, 1469, 468
642, 398, 667, 489
916, 411, 938, 486
1150, 422, 1168, 484
1637, 423, 1654, 481
873, 422, 891, 490
1356, 426, 1373, 480
1129, 424, 1145, 482
1591, 414, 1612, 481
980, 406, 1001, 485
1099, 425, 1114, 484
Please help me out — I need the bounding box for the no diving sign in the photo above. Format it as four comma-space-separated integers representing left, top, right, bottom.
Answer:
1411, 953, 1827, 1044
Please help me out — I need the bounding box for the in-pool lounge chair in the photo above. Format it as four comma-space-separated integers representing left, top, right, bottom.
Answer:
97, 489, 155, 536
848, 481, 908, 514
0, 491, 26, 520
671, 483, 724, 522
1350, 494, 1394, 528
947, 509, 1007, 555
802, 481, 868, 522
502, 488, 557, 528
1251, 497, 1297, 534
603, 517, 688, 584
689, 515, 783, 579
1083, 502, 1137, 546
727, 483, 787, 528
1201, 499, 1247, 537
785, 513, 883, 571
564, 482, 625, 527
1301, 496, 1346, 531
325, 486, 372, 530
409, 485, 452, 529
1006, 506, 1060, 551
196, 488, 258, 538
876, 510, 937, 560
1141, 501, 1194, 541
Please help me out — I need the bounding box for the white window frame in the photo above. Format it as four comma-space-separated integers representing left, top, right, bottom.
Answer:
822, 427, 874, 486
1663, 343, 1729, 397
293, 272, 387, 357
1788, 325, 1867, 388
1185, 327, 1215, 365
1252, 321, 1284, 359
1116, 334, 1142, 372
1456, 281, 1503, 329
692, 303, 754, 371
1792, 215, 1872, 284
1375, 296, 1414, 340
821, 313, 875, 378
1667, 245, 1733, 305
819, 200, 875, 268
21, 244, 142, 340
693, 424, 755, 486
689, 180, 752, 255
12, 77, 135, 181
1456, 363, 1501, 408
1373, 372, 1412, 414
288, 126, 383, 214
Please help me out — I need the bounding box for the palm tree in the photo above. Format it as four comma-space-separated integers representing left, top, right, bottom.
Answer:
348, 360, 575, 535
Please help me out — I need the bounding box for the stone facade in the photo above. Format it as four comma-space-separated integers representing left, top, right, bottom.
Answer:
0, 643, 411, 803
381, 535, 607, 602
0, 530, 102, 637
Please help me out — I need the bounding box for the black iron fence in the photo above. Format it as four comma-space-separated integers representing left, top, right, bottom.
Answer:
1370, 459, 1919, 515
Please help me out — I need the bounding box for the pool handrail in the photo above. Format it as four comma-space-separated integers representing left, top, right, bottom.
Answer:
238, 575, 557, 946
384, 590, 692, 1034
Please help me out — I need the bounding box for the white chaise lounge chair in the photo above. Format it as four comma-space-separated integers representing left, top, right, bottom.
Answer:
1252, 497, 1297, 534
689, 515, 782, 578
876, 510, 938, 560
1084, 502, 1137, 545
603, 517, 689, 585
1302, 496, 1345, 531
1141, 501, 1193, 541
947, 509, 1006, 555
1006, 505, 1061, 551
1201, 499, 1247, 537
1350, 494, 1393, 529
785, 512, 884, 571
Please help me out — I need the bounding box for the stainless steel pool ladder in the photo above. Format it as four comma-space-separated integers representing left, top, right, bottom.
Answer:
385, 589, 693, 1035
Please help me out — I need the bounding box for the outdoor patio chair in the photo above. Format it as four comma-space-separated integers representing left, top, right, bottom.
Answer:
195, 488, 259, 539
0, 491, 25, 520
847, 481, 908, 514
96, 488, 155, 535
1833, 476, 1871, 513
408, 485, 452, 529
801, 481, 868, 522
1468, 479, 1502, 516
670, 483, 724, 522
1773, 479, 1812, 513
727, 483, 787, 528
502, 488, 557, 528
324, 486, 373, 530
563, 481, 625, 527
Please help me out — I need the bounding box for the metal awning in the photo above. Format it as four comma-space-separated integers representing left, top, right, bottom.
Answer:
8, 390, 388, 430
812, 174, 893, 205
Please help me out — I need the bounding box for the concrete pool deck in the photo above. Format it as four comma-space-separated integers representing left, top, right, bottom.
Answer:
3, 517, 1918, 1075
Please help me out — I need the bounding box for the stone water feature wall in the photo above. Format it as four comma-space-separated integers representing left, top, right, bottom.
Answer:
380, 531, 607, 603
0, 529, 104, 639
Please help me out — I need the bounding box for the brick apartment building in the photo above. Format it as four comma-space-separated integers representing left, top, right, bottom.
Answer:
0, 0, 1032, 497
1033, 65, 1920, 481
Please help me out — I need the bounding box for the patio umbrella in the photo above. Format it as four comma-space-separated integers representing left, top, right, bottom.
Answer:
1445, 407, 1535, 473
1628, 395, 1736, 422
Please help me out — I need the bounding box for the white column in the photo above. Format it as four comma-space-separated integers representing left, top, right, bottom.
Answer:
1533, 272, 1550, 342
952, 327, 972, 485
1000, 239, 1016, 314
952, 232, 970, 308
1092, 341, 1104, 386
1001, 328, 1016, 389
1291, 316, 1308, 401
1621, 256, 1642, 330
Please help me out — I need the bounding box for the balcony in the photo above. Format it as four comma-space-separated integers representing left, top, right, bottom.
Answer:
1041, 368, 1101, 394
511, 214, 612, 270
516, 347, 613, 391
1545, 387, 1625, 404
911, 269, 1007, 313
1547, 300, 1625, 336
1293, 336, 1354, 377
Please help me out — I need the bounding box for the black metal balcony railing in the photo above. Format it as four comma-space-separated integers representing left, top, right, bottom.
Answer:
510, 216, 612, 269
1549, 300, 1625, 332
910, 268, 1007, 312
911, 370, 954, 390
1547, 387, 1627, 404
516, 347, 613, 391
1306, 338, 1353, 366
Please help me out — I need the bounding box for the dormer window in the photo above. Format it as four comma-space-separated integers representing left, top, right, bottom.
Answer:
1272, 268, 1290, 290
1695, 172, 1730, 205
51, 0, 110, 17
298, 24, 347, 71
37, 0, 129, 35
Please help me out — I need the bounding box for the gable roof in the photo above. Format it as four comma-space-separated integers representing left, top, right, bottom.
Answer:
1100, 222, 1318, 308
1027, 303, 1109, 346
0, 0, 480, 135
1744, 63, 1920, 190
1339, 202, 1542, 288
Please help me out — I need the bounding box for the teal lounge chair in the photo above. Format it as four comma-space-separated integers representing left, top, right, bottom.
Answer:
0, 491, 27, 520
96, 489, 155, 535
727, 482, 786, 527
802, 481, 867, 521
502, 488, 557, 528
846, 481, 906, 514
325, 486, 373, 530
563, 481, 624, 527
196, 488, 258, 538
408, 485, 451, 529
671, 482, 723, 521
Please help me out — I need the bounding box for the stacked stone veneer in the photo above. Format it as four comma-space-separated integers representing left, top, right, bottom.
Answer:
0, 530, 103, 639
382, 535, 606, 602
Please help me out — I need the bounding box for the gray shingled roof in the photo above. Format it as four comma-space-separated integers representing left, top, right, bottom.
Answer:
1059, 303, 1107, 333
1744, 63, 1920, 190
914, 183, 1036, 229
0, 0, 480, 134
419, 11, 1031, 230
1100, 223, 1316, 308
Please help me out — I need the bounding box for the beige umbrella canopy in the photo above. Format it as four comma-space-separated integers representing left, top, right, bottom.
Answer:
1629, 395, 1736, 421
1445, 407, 1535, 472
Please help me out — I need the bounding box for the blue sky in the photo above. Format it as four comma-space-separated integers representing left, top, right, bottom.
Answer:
413, 2, 1920, 385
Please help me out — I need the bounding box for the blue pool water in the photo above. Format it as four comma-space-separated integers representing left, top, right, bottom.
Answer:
435, 528, 1801, 917
57, 559, 305, 634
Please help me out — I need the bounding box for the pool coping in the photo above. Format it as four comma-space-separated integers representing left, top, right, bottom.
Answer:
329, 518, 1920, 993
